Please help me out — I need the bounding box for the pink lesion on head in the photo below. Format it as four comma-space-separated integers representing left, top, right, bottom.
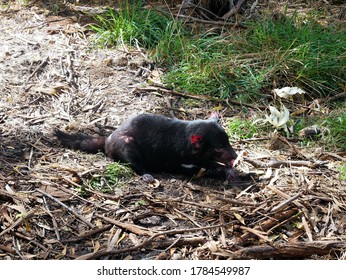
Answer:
120, 135, 134, 144
190, 134, 202, 145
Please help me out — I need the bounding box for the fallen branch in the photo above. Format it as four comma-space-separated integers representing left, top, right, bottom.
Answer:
318, 91, 346, 104
231, 241, 346, 259
244, 157, 328, 169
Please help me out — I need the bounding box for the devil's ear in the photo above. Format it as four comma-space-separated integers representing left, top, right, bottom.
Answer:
190, 134, 203, 149
209, 112, 220, 122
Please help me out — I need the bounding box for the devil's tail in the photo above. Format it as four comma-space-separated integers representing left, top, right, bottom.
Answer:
55, 129, 106, 154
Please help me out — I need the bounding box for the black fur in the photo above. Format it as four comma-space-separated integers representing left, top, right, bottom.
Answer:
55, 114, 237, 183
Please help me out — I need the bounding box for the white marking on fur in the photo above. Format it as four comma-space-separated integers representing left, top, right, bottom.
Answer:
181, 164, 197, 169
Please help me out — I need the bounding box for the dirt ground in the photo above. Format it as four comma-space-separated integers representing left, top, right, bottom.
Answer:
0, 2, 345, 260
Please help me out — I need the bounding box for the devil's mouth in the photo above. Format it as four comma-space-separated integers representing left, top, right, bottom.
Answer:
215, 159, 235, 168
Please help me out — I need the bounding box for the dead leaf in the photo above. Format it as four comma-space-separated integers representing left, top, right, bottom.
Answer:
234, 212, 245, 225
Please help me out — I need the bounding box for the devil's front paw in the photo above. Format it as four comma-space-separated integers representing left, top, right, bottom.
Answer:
141, 173, 156, 184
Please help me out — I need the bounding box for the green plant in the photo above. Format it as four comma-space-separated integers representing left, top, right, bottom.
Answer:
339, 165, 346, 181
88, 162, 133, 192
227, 117, 259, 140
90, 2, 173, 49
244, 14, 346, 97
90, 4, 346, 103
322, 109, 346, 150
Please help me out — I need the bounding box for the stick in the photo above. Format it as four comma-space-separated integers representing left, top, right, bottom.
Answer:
0, 208, 38, 237
27, 56, 49, 81
61, 225, 113, 243
222, 0, 247, 20
231, 241, 346, 259
35, 188, 94, 228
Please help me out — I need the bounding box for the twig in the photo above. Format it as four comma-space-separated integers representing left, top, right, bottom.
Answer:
35, 188, 94, 228
61, 224, 112, 243
151, 236, 207, 250
95, 213, 153, 236
244, 157, 328, 169
302, 215, 313, 242
222, 0, 247, 20
215, 196, 260, 207
0, 244, 16, 255
276, 134, 304, 157
42, 196, 61, 241
249, 0, 259, 14
239, 225, 270, 242
270, 192, 302, 213
174, 208, 202, 228
318, 91, 346, 104
0, 208, 38, 237
238, 208, 299, 243
26, 56, 49, 81
263, 176, 312, 230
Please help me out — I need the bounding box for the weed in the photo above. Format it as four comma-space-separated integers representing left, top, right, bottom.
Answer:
88, 162, 133, 192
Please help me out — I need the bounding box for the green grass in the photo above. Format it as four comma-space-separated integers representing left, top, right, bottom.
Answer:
322, 108, 346, 150
161, 15, 345, 99
226, 117, 259, 140
292, 102, 346, 150
88, 162, 133, 192
90, 5, 345, 100
339, 165, 346, 181
90, 2, 176, 49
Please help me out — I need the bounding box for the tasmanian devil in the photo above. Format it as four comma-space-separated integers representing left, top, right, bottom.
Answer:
55, 113, 237, 183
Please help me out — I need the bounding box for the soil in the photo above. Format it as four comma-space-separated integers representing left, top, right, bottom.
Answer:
0, 1, 345, 260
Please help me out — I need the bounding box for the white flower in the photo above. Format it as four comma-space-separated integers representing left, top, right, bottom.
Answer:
254, 105, 290, 136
